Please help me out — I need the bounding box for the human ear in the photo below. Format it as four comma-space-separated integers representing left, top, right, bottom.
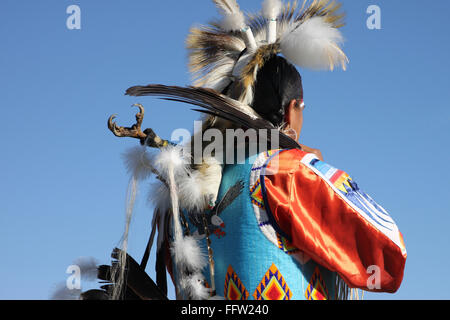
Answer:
285, 99, 299, 125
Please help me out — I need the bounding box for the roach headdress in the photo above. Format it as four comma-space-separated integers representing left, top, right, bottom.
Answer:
187, 0, 348, 105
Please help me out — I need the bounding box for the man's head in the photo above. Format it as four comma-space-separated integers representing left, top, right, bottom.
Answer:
251, 55, 305, 141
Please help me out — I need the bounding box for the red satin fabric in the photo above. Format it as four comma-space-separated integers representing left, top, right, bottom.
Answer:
263, 149, 406, 293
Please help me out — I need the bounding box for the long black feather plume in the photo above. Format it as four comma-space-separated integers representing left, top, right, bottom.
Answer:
125, 84, 301, 150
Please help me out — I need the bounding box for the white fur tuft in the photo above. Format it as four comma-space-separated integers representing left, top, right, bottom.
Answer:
171, 236, 207, 272
262, 0, 282, 19
178, 170, 206, 212
148, 181, 170, 215
153, 145, 189, 179
180, 273, 211, 300
220, 12, 246, 32
280, 16, 348, 71
148, 153, 223, 213
214, 0, 246, 31
122, 146, 154, 181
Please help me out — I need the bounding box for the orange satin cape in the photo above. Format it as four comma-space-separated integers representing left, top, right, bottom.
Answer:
262, 149, 406, 293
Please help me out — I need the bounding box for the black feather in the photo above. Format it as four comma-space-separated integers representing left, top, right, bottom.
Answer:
215, 180, 244, 216
125, 84, 301, 150
84, 249, 168, 300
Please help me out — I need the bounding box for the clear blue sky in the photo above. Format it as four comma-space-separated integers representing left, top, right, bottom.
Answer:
0, 0, 449, 300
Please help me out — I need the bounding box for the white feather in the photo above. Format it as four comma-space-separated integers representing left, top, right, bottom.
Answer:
202, 61, 235, 92
122, 146, 154, 181
171, 236, 207, 272
214, 0, 241, 15
280, 16, 348, 71
262, 0, 282, 19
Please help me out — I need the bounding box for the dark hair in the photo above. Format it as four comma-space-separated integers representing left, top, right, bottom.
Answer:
251, 55, 303, 127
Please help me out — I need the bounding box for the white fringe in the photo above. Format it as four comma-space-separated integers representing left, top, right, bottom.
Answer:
112, 176, 138, 300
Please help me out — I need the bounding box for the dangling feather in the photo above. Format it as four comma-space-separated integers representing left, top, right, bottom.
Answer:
125, 84, 301, 150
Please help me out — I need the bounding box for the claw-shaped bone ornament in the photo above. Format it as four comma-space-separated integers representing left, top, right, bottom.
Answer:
108, 104, 170, 148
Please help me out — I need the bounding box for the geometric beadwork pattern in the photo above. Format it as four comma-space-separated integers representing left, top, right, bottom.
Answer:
253, 264, 292, 300
224, 265, 249, 300
250, 179, 264, 209
276, 233, 300, 255
305, 267, 329, 300
249, 150, 309, 266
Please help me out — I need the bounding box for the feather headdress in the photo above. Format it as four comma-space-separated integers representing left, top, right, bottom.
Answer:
187, 0, 348, 104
